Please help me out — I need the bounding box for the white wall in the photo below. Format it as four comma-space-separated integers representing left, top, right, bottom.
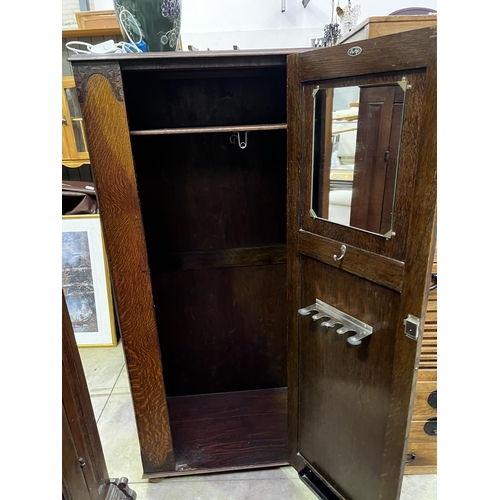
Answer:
62, 0, 82, 28
62, 0, 96, 27
78, 0, 438, 49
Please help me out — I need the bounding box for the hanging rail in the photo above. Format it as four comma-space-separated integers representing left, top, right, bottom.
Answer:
129, 123, 287, 136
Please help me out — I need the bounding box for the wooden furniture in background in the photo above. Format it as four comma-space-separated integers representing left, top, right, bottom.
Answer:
62, 76, 90, 168
63, 26, 122, 38
75, 10, 119, 31
69, 27, 437, 500
62, 293, 136, 500
340, 15, 437, 44
405, 251, 437, 475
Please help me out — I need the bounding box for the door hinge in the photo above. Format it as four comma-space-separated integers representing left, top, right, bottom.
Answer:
404, 314, 420, 341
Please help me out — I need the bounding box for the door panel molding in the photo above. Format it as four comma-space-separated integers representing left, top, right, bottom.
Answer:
301, 69, 428, 263
298, 230, 404, 292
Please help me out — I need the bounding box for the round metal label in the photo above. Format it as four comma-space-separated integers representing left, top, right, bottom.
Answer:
347, 46, 362, 56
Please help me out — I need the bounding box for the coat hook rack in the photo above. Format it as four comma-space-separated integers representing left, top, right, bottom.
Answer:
298, 299, 373, 345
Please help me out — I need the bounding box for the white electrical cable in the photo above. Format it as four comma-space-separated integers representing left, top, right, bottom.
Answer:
66, 39, 141, 55
118, 9, 143, 50
66, 9, 143, 55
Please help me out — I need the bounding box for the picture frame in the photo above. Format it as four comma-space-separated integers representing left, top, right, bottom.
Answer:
62, 214, 117, 347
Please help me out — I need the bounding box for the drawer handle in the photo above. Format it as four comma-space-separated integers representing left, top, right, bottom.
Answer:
427, 390, 437, 409
424, 417, 437, 436
406, 453, 416, 463
429, 273, 437, 291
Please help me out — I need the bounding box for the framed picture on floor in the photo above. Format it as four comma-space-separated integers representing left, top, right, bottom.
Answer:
62, 214, 117, 347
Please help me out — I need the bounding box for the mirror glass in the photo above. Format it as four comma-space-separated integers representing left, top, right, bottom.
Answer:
311, 83, 407, 238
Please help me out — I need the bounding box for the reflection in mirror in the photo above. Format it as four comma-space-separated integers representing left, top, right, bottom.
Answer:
311, 83, 406, 237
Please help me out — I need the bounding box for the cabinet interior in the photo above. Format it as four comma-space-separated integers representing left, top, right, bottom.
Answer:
121, 65, 289, 471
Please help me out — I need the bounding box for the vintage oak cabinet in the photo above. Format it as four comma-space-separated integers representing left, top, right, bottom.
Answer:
70, 27, 437, 500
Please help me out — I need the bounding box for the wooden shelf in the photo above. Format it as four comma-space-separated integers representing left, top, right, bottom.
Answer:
164, 388, 287, 474
130, 123, 287, 136
62, 26, 122, 38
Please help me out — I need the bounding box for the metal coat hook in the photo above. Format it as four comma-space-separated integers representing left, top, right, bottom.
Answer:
333, 244, 346, 262
229, 132, 248, 149
238, 131, 247, 149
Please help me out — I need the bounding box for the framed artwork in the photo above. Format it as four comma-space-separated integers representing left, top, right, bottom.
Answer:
62, 214, 117, 347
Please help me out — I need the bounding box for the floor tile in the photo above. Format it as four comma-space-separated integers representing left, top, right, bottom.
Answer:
97, 392, 147, 483
401, 474, 437, 500
90, 394, 108, 422
149, 468, 294, 484
128, 470, 437, 500
113, 364, 131, 391
78, 342, 125, 395
130, 473, 317, 500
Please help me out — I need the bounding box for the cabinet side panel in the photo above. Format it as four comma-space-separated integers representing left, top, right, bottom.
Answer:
72, 62, 175, 474
286, 53, 303, 471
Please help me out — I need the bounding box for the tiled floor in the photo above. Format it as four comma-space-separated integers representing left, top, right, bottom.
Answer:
78, 342, 437, 500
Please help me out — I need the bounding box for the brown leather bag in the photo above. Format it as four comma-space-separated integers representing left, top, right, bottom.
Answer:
62, 181, 98, 215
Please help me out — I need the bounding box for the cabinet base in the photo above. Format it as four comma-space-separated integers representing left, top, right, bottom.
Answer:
145, 387, 288, 476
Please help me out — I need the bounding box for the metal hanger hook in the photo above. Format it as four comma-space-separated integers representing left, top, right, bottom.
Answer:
333, 244, 346, 262
237, 131, 247, 149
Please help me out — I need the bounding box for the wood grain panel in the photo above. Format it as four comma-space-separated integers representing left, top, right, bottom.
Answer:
62, 406, 93, 500
122, 67, 287, 130
404, 443, 437, 472
72, 63, 175, 474
166, 389, 288, 472
407, 421, 437, 444
378, 33, 436, 498
417, 370, 437, 382
286, 52, 303, 471
68, 49, 308, 73
288, 28, 437, 499
130, 131, 287, 255
339, 16, 437, 44
151, 264, 287, 396
412, 382, 437, 420
298, 256, 401, 500
63, 293, 109, 500
298, 230, 404, 291
298, 27, 436, 82
149, 246, 286, 272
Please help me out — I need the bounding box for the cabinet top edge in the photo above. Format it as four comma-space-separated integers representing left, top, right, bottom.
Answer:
68, 47, 312, 64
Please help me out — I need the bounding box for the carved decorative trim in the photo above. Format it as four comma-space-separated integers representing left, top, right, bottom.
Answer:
73, 62, 125, 104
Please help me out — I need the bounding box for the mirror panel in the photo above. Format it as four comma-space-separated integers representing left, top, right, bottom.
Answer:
311, 82, 407, 238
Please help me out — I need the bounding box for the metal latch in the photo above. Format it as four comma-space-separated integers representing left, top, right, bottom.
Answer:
404, 314, 420, 341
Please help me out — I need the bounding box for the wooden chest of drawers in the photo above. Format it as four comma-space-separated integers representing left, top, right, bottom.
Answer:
339, 15, 437, 44
405, 255, 437, 474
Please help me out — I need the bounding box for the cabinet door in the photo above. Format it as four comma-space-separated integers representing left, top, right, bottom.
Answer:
287, 27, 436, 500
62, 76, 90, 167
